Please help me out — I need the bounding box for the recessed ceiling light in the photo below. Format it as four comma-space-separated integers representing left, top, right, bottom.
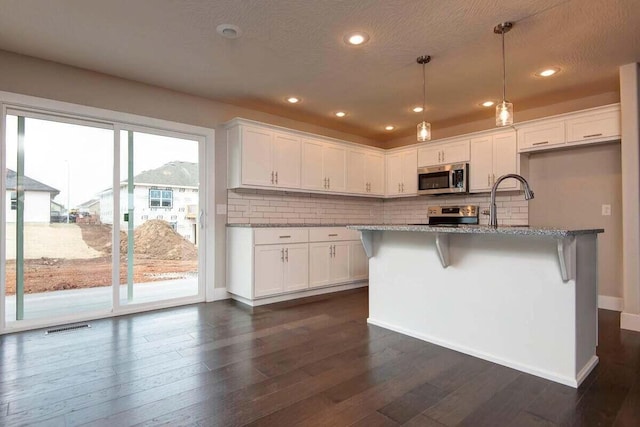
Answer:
344, 31, 370, 46
385, 125, 395, 131
335, 111, 347, 118
481, 101, 495, 107
536, 67, 560, 77
412, 106, 424, 113
216, 24, 242, 39
286, 97, 301, 104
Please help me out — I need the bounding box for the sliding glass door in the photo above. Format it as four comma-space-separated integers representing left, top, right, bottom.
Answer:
4, 113, 114, 323
2, 110, 205, 329
118, 130, 200, 306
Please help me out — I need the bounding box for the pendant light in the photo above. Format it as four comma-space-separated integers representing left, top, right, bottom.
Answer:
494, 22, 514, 127
416, 55, 431, 142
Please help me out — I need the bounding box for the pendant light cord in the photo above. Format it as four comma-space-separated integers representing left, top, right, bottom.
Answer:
501, 30, 506, 102
422, 63, 427, 120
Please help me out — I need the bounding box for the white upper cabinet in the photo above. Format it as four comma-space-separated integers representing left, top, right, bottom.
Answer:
470, 131, 517, 193
240, 126, 274, 187
301, 139, 346, 192
386, 148, 417, 196
566, 109, 620, 144
517, 120, 565, 152
301, 138, 325, 191
418, 139, 470, 167
323, 143, 347, 192
228, 124, 301, 189
517, 104, 620, 153
272, 132, 302, 188
347, 149, 385, 195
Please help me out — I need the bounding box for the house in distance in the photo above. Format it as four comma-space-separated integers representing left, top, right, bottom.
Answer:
5, 169, 60, 223
99, 161, 199, 244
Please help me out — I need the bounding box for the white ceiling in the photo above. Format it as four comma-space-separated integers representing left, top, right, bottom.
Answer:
0, 0, 638, 141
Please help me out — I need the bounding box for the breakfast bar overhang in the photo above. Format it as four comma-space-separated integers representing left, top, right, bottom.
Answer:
349, 225, 604, 387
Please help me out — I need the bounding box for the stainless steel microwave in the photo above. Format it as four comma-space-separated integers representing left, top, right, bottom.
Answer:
417, 163, 469, 195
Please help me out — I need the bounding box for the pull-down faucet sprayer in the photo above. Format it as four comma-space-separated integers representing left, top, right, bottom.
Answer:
489, 174, 534, 228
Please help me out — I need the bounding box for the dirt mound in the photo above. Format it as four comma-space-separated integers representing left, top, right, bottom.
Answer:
79, 224, 126, 254
121, 220, 198, 260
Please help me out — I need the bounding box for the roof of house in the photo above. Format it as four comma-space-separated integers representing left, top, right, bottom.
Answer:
77, 198, 100, 208
132, 161, 198, 188
6, 169, 60, 195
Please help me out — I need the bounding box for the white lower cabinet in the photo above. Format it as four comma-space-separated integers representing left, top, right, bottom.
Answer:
309, 241, 351, 288
227, 226, 368, 304
349, 241, 368, 281
254, 243, 309, 297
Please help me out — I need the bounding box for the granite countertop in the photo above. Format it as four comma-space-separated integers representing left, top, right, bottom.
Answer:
347, 224, 604, 237
226, 223, 352, 228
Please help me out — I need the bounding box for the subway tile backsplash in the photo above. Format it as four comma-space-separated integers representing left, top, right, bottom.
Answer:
227, 189, 528, 226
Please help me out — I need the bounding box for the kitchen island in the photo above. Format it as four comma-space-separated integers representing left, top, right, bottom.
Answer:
348, 224, 604, 387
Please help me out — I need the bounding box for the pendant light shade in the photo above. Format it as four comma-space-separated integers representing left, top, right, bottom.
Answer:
417, 121, 431, 141
494, 22, 514, 127
416, 55, 431, 142
496, 100, 513, 127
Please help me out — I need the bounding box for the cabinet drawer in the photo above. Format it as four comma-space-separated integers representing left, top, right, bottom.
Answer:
517, 121, 565, 151
309, 227, 360, 242
254, 228, 308, 245
566, 111, 620, 144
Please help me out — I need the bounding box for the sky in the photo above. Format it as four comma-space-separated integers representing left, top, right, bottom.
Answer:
4, 115, 198, 208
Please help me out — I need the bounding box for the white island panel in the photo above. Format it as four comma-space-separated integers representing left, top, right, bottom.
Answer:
365, 230, 598, 387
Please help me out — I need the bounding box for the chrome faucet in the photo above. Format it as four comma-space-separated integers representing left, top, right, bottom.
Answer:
489, 174, 534, 228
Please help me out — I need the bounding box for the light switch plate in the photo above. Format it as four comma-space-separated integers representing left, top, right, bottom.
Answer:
601, 204, 611, 216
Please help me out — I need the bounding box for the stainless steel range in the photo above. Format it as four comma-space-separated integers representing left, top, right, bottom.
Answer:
426, 205, 479, 226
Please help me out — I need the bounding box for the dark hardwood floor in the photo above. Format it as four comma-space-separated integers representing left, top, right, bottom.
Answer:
1, 288, 639, 426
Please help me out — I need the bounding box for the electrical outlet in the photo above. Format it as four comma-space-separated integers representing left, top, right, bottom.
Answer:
602, 204, 611, 216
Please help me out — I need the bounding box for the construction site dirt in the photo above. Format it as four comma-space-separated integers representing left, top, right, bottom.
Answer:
4, 221, 198, 295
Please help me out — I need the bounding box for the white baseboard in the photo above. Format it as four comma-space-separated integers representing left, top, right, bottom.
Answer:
598, 295, 624, 311
367, 317, 591, 388
621, 312, 640, 332
229, 282, 368, 307
212, 287, 230, 301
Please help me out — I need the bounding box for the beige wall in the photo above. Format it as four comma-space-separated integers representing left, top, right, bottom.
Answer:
527, 142, 622, 298
0, 50, 380, 147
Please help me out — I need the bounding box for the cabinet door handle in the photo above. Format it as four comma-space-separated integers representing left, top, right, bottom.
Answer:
327, 177, 330, 189
438, 151, 441, 163
271, 171, 274, 184
281, 248, 284, 262
285, 248, 288, 262
275, 171, 278, 184
332, 245, 336, 257
398, 183, 401, 192
583, 133, 603, 139
532, 141, 549, 146
279, 235, 291, 238
492, 174, 495, 185
402, 183, 404, 192
442, 150, 445, 162
329, 245, 333, 256
328, 233, 338, 237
